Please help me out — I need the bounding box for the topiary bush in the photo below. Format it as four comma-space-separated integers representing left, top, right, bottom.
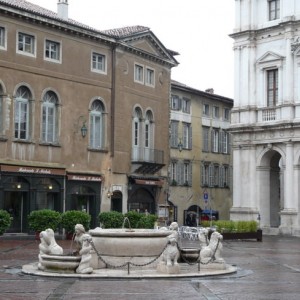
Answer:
98, 211, 158, 229
98, 211, 124, 228
124, 211, 143, 228
61, 210, 91, 234
136, 214, 157, 229
28, 209, 61, 232
0, 210, 12, 235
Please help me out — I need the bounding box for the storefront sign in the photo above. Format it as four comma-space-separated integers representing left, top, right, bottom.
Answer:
1, 165, 65, 175
135, 179, 164, 186
67, 175, 102, 182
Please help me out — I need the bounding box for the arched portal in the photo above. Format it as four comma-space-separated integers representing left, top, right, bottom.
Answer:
258, 149, 282, 228
128, 188, 155, 214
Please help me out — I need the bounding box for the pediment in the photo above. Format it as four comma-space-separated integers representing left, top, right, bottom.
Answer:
120, 31, 177, 63
257, 51, 284, 64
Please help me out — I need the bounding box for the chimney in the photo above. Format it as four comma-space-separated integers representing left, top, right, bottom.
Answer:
205, 88, 214, 94
57, 0, 68, 20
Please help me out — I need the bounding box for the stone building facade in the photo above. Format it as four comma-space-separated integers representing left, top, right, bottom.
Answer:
230, 0, 300, 235
168, 81, 233, 225
0, 0, 177, 232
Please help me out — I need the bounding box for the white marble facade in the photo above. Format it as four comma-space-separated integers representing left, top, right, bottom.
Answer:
230, 0, 300, 236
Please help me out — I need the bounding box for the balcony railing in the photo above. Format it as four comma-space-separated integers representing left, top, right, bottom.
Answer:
262, 108, 276, 121
131, 147, 164, 164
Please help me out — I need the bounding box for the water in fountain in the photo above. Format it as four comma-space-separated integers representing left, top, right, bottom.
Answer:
122, 217, 134, 232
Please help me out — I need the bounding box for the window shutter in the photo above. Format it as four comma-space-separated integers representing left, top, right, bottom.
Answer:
209, 164, 214, 187
189, 126, 192, 149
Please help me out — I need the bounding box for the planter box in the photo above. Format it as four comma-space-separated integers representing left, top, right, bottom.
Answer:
221, 229, 262, 242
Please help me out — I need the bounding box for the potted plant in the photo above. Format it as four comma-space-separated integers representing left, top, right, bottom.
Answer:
61, 210, 91, 239
202, 220, 262, 242
0, 210, 12, 235
27, 209, 61, 239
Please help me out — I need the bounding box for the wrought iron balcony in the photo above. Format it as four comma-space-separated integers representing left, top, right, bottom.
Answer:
131, 147, 164, 174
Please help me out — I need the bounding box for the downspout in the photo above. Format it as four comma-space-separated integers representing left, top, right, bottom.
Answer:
110, 45, 116, 157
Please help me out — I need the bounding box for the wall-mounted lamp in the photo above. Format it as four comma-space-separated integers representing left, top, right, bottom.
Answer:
178, 138, 183, 152
16, 183, 21, 189
81, 122, 88, 138
107, 191, 113, 198
48, 185, 53, 190
75, 116, 88, 138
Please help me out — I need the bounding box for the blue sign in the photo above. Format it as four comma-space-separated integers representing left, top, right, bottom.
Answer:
203, 192, 208, 200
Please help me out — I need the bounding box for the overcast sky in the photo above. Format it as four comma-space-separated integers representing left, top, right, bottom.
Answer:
27, 0, 235, 98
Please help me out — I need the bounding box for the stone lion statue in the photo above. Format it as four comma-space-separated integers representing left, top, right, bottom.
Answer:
200, 231, 224, 264
161, 235, 179, 267
198, 227, 209, 249
38, 228, 63, 270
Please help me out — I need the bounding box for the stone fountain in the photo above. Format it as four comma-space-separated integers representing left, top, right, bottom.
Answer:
22, 221, 237, 278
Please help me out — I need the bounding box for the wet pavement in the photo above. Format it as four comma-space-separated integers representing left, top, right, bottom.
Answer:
0, 235, 300, 299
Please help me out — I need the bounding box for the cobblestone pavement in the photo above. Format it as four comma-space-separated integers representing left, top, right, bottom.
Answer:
0, 235, 300, 299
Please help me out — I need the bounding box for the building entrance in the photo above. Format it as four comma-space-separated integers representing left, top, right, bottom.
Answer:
4, 191, 28, 233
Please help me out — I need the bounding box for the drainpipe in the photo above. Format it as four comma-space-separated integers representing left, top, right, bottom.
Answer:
110, 45, 116, 157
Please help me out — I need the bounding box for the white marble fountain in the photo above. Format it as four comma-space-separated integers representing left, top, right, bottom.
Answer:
22, 221, 237, 278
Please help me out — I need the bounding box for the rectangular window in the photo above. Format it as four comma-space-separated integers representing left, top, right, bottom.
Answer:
183, 162, 191, 186
0, 26, 6, 49
18, 32, 35, 55
213, 106, 219, 119
224, 108, 230, 121
134, 64, 144, 83
201, 164, 209, 187
171, 162, 177, 184
182, 98, 191, 113
203, 126, 210, 152
92, 52, 106, 73
170, 121, 179, 148
269, 0, 280, 21
213, 165, 219, 186
183, 123, 192, 149
267, 69, 278, 106
220, 165, 229, 188
212, 128, 219, 153
171, 95, 180, 110
145, 67, 155, 87
220, 131, 230, 154
203, 104, 209, 116
45, 40, 60, 61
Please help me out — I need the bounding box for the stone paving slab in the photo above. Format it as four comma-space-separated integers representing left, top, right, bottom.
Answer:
1, 235, 300, 299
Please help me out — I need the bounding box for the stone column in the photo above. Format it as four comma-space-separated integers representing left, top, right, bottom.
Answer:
284, 142, 294, 209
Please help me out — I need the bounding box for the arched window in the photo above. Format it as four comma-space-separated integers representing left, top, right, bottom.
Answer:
90, 99, 105, 149
144, 110, 154, 161
42, 91, 58, 143
15, 86, 31, 140
132, 107, 142, 160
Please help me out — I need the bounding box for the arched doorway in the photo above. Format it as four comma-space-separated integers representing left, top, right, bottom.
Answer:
128, 188, 155, 214
111, 191, 123, 212
259, 149, 282, 228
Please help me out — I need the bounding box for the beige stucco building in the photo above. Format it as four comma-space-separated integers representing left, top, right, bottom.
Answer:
168, 81, 233, 226
0, 0, 178, 232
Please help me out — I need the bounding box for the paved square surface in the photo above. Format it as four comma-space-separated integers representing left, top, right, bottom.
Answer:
1, 235, 300, 299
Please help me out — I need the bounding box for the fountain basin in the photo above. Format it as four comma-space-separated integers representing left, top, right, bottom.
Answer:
88, 228, 173, 268
40, 254, 81, 273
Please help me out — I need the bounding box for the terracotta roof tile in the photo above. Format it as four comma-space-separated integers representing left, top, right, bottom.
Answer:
102, 26, 150, 38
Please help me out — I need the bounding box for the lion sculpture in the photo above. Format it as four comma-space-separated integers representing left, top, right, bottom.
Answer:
200, 231, 224, 264
161, 235, 179, 267
198, 227, 209, 249
38, 228, 63, 270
